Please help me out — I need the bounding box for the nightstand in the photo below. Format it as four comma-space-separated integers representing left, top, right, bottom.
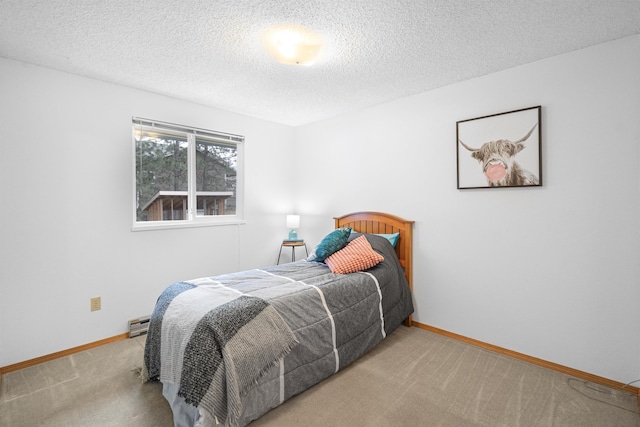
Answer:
276, 240, 308, 265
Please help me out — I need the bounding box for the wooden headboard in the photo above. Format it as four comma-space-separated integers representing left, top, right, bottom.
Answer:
334, 212, 415, 294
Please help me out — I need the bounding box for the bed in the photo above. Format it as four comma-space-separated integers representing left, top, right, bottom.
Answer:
143, 211, 415, 426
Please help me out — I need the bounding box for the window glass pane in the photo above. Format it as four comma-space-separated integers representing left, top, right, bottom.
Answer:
195, 138, 237, 216
135, 129, 188, 222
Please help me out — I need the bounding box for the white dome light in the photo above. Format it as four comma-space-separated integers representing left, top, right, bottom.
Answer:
264, 24, 323, 66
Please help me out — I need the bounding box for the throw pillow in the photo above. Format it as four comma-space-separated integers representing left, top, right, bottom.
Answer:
307, 227, 352, 262
325, 235, 384, 274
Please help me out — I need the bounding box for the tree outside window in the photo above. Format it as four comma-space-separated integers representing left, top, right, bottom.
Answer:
133, 118, 243, 229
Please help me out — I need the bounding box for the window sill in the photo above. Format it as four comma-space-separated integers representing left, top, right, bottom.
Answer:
131, 219, 246, 232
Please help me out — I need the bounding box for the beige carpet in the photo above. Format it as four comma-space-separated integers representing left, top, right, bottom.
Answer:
1, 327, 638, 426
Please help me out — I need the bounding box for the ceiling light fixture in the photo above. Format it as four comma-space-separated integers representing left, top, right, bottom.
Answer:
264, 24, 323, 66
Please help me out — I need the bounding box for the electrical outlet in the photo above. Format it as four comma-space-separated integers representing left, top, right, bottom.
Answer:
90, 297, 101, 312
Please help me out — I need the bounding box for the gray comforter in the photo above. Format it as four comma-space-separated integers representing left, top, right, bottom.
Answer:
144, 234, 413, 426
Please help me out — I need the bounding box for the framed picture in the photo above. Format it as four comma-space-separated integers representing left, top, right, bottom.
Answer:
456, 106, 542, 189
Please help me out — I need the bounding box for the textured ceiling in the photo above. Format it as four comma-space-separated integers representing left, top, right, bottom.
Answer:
1, 1, 639, 126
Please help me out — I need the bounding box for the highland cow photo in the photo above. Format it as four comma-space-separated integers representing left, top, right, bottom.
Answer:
456, 106, 542, 189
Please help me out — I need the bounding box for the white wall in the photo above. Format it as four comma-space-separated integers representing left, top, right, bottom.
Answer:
0, 58, 296, 366
294, 35, 640, 383
1, 36, 638, 386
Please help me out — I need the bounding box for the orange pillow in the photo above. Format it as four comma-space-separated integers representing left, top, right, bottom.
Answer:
325, 235, 384, 274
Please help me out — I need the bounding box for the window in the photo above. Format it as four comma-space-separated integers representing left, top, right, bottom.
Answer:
132, 117, 244, 230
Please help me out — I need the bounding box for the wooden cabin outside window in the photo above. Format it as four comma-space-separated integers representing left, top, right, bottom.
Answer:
132, 118, 244, 231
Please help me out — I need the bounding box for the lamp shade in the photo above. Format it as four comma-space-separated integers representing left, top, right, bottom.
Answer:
286, 214, 300, 229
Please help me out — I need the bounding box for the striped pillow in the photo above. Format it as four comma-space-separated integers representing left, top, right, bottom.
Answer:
325, 235, 384, 274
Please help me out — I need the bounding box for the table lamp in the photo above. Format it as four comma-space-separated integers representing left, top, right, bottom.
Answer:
286, 214, 300, 240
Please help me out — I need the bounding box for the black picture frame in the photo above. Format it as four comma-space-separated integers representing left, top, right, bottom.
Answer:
456, 106, 542, 189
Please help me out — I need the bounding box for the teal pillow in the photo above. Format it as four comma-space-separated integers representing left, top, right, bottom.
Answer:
308, 227, 352, 262
349, 230, 400, 248
377, 232, 400, 248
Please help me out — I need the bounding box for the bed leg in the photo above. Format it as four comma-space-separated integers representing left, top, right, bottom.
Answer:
404, 315, 413, 327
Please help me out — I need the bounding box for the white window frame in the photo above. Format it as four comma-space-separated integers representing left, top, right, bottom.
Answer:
132, 117, 245, 231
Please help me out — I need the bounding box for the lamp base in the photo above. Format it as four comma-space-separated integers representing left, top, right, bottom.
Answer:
288, 229, 298, 240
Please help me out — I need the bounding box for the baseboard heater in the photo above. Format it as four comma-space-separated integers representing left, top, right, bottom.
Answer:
128, 315, 150, 338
